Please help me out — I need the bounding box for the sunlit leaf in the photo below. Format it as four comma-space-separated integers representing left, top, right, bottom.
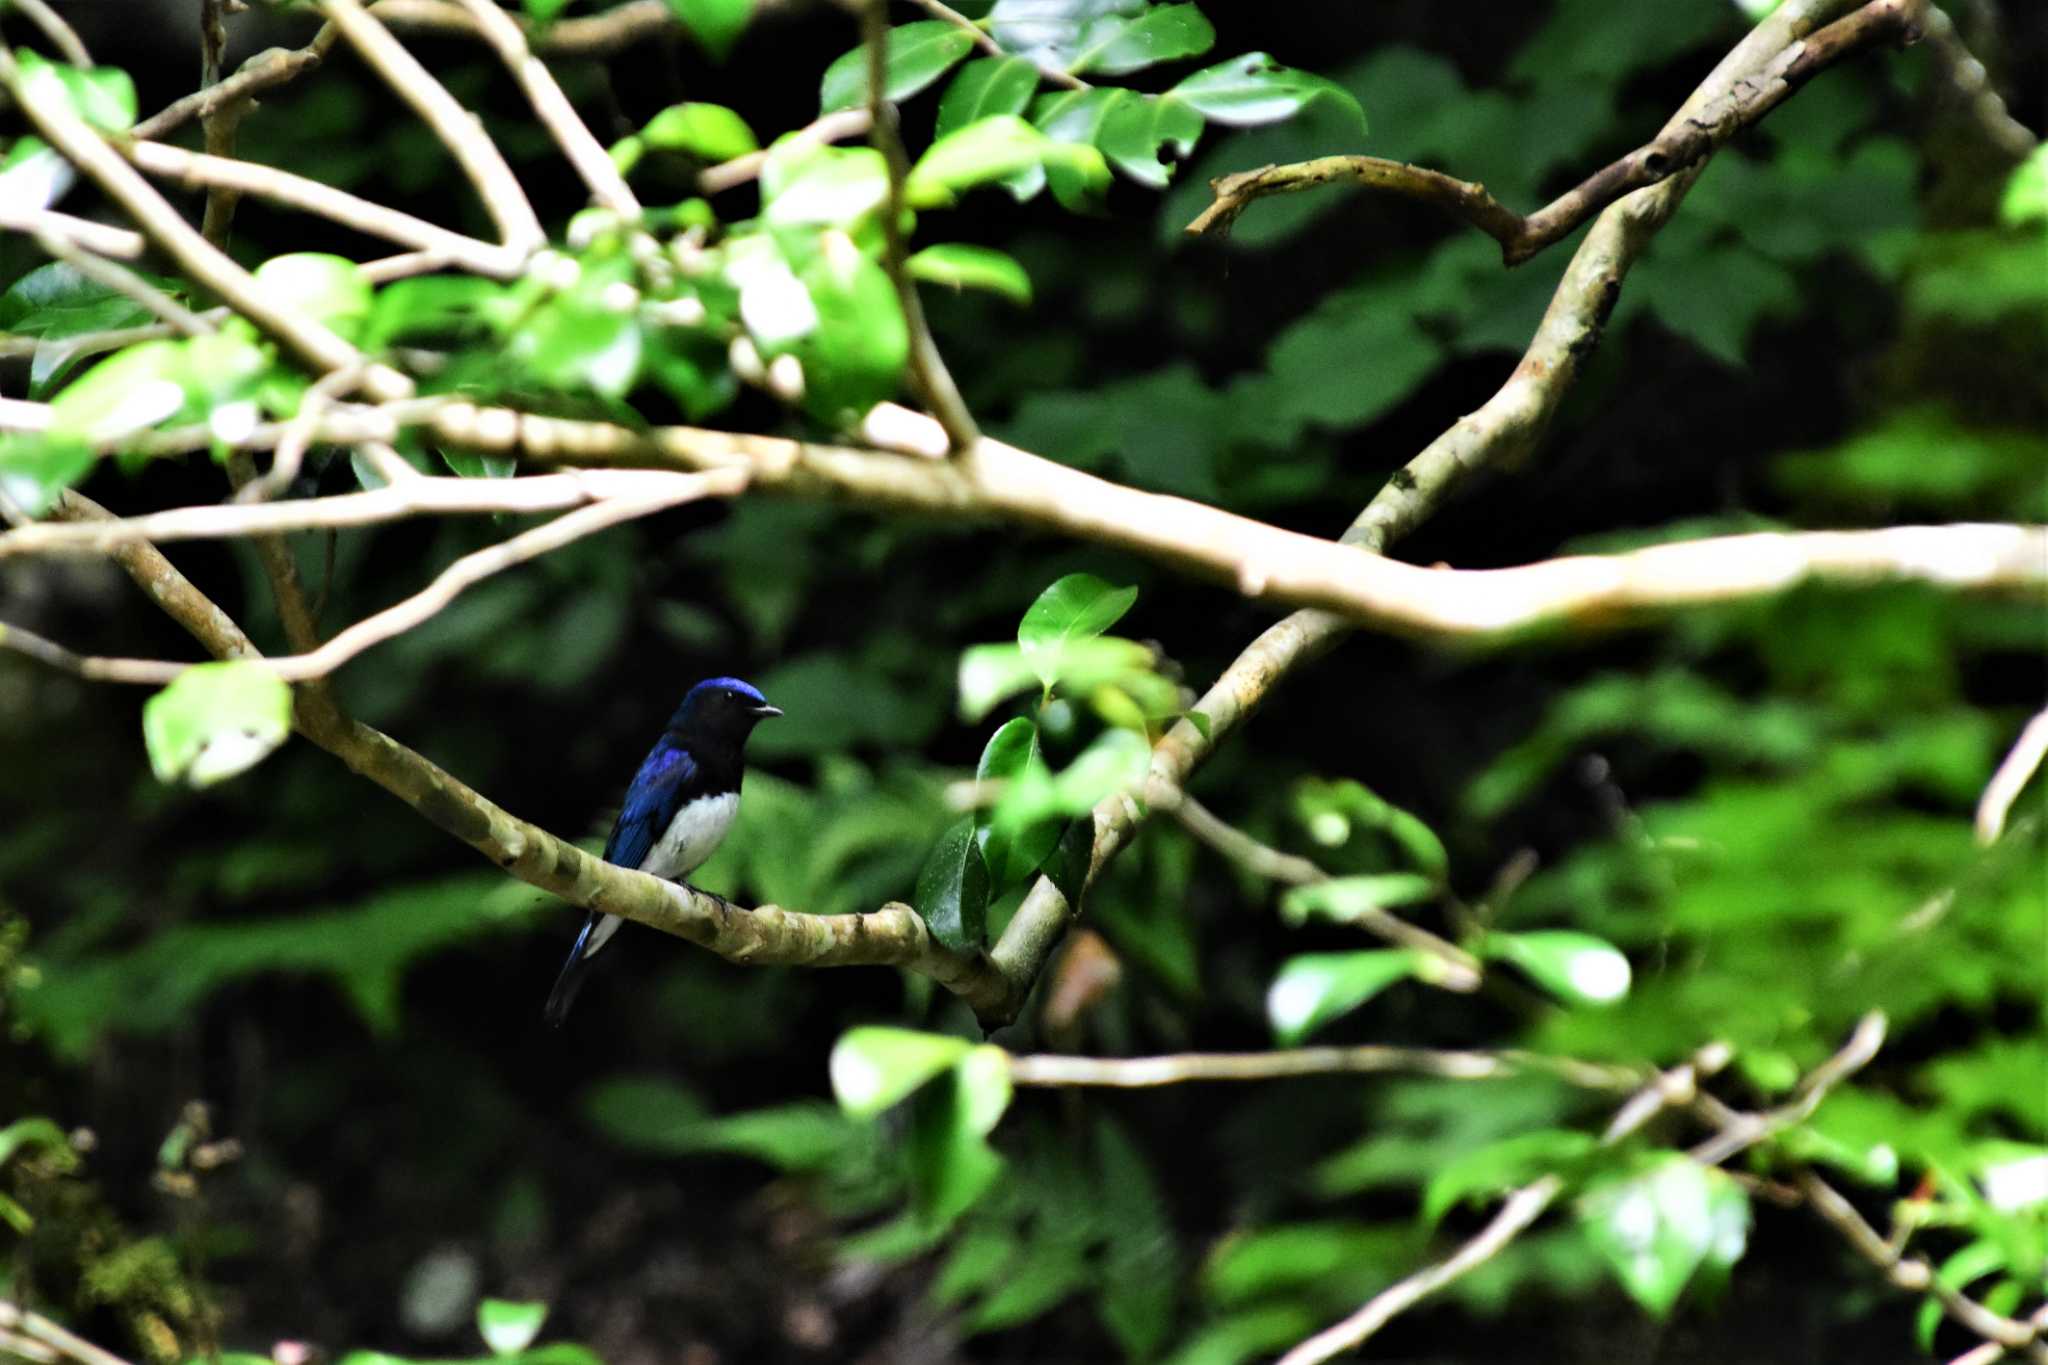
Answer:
821, 20, 978, 114
1481, 930, 1632, 1006
1069, 2, 1214, 76
1170, 51, 1366, 130
1265, 949, 1423, 1045
1280, 874, 1438, 926
141, 662, 294, 788
1018, 573, 1139, 689
252, 253, 373, 337
907, 244, 1033, 305
639, 102, 759, 162
477, 1298, 547, 1356
937, 57, 1041, 139
1577, 1155, 1750, 1317
1423, 1129, 1601, 1226
830, 1026, 974, 1119
16, 51, 137, 132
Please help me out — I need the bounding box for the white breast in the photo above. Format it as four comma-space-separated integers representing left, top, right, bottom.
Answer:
640, 789, 740, 881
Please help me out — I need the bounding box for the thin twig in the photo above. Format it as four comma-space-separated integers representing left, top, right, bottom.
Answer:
1006, 1045, 1638, 1091
5, 0, 92, 68
0, 469, 728, 555
1977, 707, 2048, 845
133, 33, 339, 142
0, 207, 148, 260
24, 228, 216, 336
1160, 788, 1482, 989
863, 0, 979, 452
124, 140, 527, 278
198, 0, 246, 248
0, 39, 412, 400
1188, 0, 1932, 264
699, 108, 872, 194
3, 473, 739, 685
904, 0, 1087, 90
1686, 1011, 1886, 1167
0, 321, 183, 361
0, 1302, 135, 1365
451, 0, 642, 219
315, 0, 546, 254
1277, 1047, 1716, 1365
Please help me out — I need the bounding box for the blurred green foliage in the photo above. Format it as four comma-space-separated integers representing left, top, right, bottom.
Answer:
2, 0, 2043, 1362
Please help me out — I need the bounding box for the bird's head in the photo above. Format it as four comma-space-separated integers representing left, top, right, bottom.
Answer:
669, 676, 782, 744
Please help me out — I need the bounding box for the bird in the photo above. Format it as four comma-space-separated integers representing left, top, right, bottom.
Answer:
544, 676, 781, 1026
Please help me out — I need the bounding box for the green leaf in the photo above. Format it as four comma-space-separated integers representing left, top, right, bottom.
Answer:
1070, 2, 1215, 76
937, 57, 1041, 139
663, 0, 753, 60
477, 1299, 547, 1356
1097, 92, 1204, 188
761, 144, 891, 228
907, 115, 1053, 207
1577, 1155, 1750, 1317
908, 1051, 1009, 1226
16, 51, 137, 131
0, 432, 94, 517
957, 637, 1158, 719
915, 815, 991, 951
1480, 930, 1632, 1006
1170, 51, 1366, 130
1018, 572, 1138, 690
578, 1076, 710, 1153
830, 1026, 974, 1119
820, 20, 979, 115
989, 0, 1145, 71
2000, 143, 2048, 227
974, 718, 1059, 885
252, 253, 372, 338
907, 243, 1033, 305
638, 102, 759, 162
1918, 1240, 2007, 1348
987, 727, 1150, 848
1423, 1129, 1601, 1226
1266, 949, 1423, 1045
1280, 874, 1438, 926
141, 661, 294, 788
0, 262, 162, 392
778, 231, 909, 424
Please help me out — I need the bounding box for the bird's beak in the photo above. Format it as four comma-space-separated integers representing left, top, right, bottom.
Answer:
752, 704, 783, 718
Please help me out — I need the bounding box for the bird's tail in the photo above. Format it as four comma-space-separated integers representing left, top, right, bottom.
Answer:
544, 913, 606, 1028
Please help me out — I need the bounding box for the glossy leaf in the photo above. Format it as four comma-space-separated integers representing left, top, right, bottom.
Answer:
761, 144, 891, 228
989, 0, 1146, 71
639, 102, 759, 162
907, 244, 1034, 305
937, 57, 1041, 139
1018, 573, 1139, 689
664, 0, 753, 60
830, 1026, 974, 1118
1170, 51, 1366, 130
1070, 2, 1214, 76
958, 637, 1158, 719
907, 115, 1107, 208
1097, 93, 1204, 187
1266, 950, 1423, 1045
974, 718, 1059, 885
1481, 930, 1632, 1006
820, 21, 978, 114
1577, 1155, 1750, 1317
1280, 874, 1438, 926
477, 1299, 547, 1356
915, 815, 991, 951
141, 662, 294, 788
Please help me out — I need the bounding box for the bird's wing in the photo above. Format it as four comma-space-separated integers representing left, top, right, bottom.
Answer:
603, 737, 698, 871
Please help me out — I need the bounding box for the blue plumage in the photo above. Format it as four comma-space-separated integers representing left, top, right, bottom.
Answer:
545, 677, 780, 1026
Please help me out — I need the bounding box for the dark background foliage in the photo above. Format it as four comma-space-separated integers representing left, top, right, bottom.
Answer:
2, 2, 2044, 1362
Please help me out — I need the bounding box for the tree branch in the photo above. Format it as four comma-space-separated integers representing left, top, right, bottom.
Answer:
864, 0, 979, 452
1977, 706, 2048, 845
1006, 1045, 1638, 1091
1188, 0, 1931, 264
